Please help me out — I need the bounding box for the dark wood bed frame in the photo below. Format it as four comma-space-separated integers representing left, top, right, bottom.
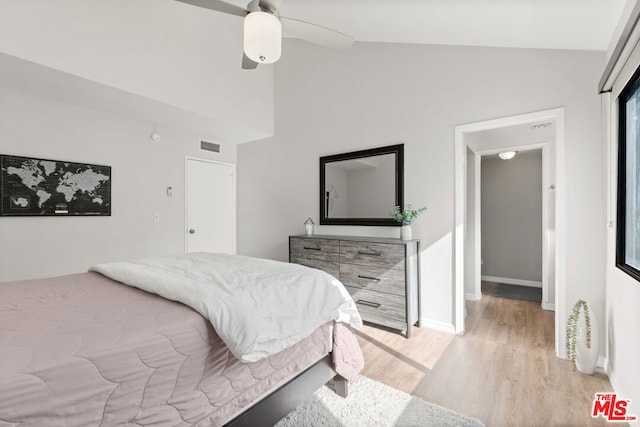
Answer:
225, 354, 348, 427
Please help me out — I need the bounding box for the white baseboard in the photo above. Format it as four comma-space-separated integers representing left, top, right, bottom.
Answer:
597, 355, 606, 369
605, 358, 621, 390
541, 302, 555, 311
419, 318, 456, 334
481, 275, 542, 288
465, 292, 482, 301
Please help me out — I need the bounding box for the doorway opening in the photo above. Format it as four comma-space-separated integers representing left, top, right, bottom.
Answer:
454, 107, 567, 359
479, 148, 544, 305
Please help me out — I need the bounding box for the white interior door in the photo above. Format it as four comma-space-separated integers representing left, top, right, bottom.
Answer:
185, 157, 236, 254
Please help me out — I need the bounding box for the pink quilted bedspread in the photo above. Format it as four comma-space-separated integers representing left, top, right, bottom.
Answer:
0, 272, 363, 426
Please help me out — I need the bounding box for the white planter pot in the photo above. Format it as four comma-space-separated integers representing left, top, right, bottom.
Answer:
575, 309, 599, 375
400, 225, 412, 240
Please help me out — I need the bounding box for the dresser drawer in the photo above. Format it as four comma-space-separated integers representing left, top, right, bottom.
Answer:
291, 257, 339, 278
290, 237, 339, 262
289, 235, 420, 338
339, 241, 405, 269
339, 264, 405, 297
346, 286, 406, 322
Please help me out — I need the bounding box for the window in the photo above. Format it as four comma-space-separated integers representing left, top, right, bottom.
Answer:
617, 66, 640, 282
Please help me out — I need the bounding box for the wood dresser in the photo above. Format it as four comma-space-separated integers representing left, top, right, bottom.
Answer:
289, 235, 420, 337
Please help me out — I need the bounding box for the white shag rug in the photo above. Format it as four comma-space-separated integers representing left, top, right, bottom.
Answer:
275, 376, 485, 427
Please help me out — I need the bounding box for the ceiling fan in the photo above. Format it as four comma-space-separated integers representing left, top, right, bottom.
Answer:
176, 0, 354, 69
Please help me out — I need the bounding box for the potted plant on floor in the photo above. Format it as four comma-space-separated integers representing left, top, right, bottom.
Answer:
566, 299, 599, 375
390, 204, 427, 240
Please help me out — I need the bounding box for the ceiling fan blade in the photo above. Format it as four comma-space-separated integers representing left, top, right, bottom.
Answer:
258, 0, 281, 13
175, 0, 248, 17
242, 53, 259, 70
280, 17, 353, 50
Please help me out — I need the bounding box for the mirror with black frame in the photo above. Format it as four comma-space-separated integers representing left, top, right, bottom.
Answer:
319, 144, 404, 226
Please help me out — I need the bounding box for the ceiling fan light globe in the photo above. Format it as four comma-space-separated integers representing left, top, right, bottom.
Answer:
244, 11, 281, 64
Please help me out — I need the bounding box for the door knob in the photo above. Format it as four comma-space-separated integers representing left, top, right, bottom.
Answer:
188, 229, 195, 234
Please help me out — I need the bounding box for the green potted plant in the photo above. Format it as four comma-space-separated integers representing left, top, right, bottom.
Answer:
390, 204, 427, 240
566, 299, 599, 374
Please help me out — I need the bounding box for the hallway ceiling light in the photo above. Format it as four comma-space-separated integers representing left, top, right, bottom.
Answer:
498, 151, 517, 160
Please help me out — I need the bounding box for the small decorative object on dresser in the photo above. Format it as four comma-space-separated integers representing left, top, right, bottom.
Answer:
304, 217, 315, 235
290, 235, 420, 338
390, 205, 427, 240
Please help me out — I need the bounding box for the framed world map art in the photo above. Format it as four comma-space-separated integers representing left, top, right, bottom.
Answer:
0, 154, 111, 216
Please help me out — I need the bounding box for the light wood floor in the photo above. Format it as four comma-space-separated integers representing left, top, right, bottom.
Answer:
356, 282, 616, 427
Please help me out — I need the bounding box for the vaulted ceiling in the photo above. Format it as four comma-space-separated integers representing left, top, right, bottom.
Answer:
221, 0, 628, 51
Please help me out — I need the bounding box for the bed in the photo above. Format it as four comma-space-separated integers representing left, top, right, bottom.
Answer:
0, 253, 364, 426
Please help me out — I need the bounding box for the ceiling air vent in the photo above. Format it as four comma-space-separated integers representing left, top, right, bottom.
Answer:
200, 140, 221, 153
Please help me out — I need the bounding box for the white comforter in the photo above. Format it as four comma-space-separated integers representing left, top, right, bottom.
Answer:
89, 252, 362, 362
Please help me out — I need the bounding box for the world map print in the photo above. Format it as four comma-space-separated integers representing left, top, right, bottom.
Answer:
1, 155, 111, 216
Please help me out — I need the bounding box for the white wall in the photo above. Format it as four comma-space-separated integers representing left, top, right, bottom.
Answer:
238, 40, 605, 330
0, 85, 235, 282
0, 0, 275, 283
481, 150, 543, 284
0, 0, 274, 143
603, 21, 640, 417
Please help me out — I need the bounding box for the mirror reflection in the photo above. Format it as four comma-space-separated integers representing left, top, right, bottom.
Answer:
319, 144, 403, 226
324, 153, 396, 218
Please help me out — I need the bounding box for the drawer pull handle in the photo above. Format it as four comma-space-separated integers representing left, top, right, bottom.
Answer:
356, 300, 381, 308
303, 246, 322, 251
357, 251, 381, 256
358, 275, 381, 281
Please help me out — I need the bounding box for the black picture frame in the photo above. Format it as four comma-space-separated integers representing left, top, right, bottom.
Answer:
616, 64, 640, 282
0, 154, 111, 217
319, 144, 404, 226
